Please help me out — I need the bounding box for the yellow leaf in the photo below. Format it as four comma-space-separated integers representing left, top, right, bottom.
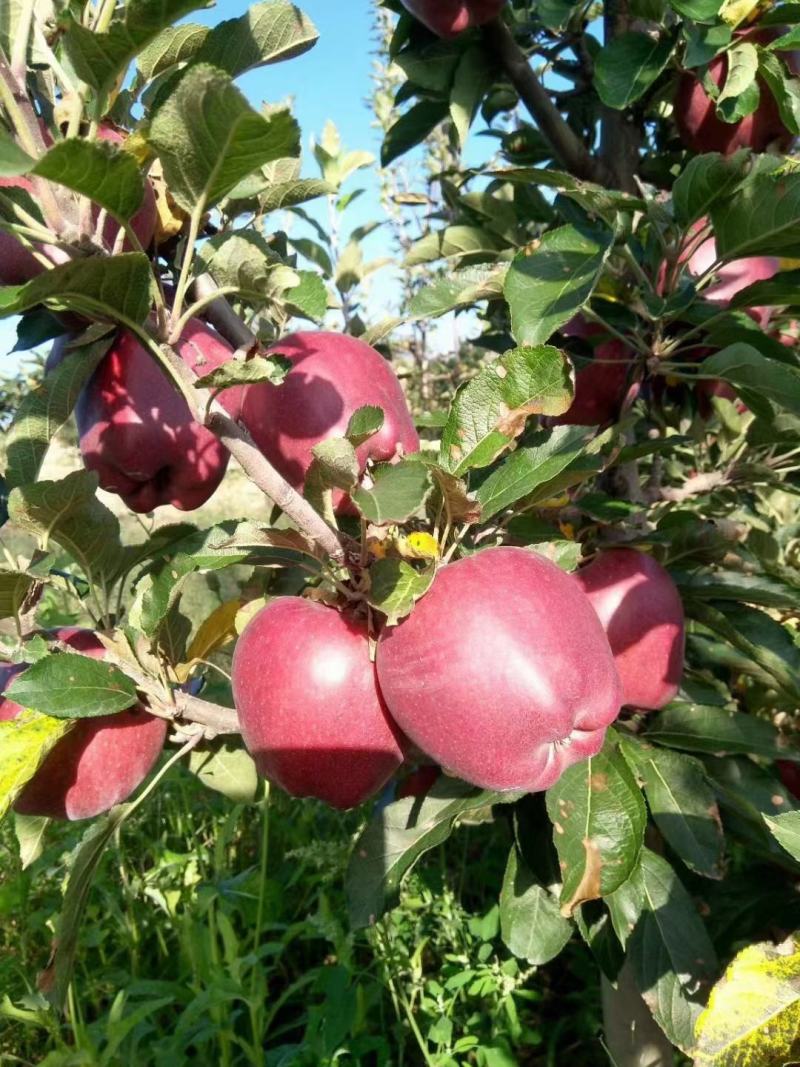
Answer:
693, 938, 800, 1066
719, 0, 763, 24
537, 493, 570, 510
559, 522, 576, 541
235, 598, 269, 636
175, 599, 242, 682
0, 711, 73, 820
398, 532, 440, 560
150, 158, 188, 243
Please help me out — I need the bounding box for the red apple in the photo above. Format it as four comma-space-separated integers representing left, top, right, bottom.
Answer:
552, 317, 632, 426
0, 629, 167, 820
376, 547, 622, 793
51, 319, 241, 513
675, 29, 799, 155
575, 549, 685, 712
232, 598, 405, 809
399, 0, 505, 37
239, 332, 419, 510
686, 234, 778, 325
777, 759, 800, 800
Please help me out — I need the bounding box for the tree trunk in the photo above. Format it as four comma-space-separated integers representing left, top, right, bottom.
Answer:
601, 964, 674, 1067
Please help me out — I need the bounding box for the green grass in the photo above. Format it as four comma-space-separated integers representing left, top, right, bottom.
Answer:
0, 765, 609, 1066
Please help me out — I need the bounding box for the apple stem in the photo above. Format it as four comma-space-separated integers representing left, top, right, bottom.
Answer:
481, 18, 609, 186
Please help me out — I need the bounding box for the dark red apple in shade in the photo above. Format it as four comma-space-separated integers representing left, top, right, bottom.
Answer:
0, 629, 167, 821
777, 759, 800, 800
551, 317, 632, 426
376, 547, 622, 793
399, 0, 505, 37
232, 598, 405, 809
675, 28, 799, 155
239, 331, 419, 510
51, 318, 241, 513
575, 549, 685, 712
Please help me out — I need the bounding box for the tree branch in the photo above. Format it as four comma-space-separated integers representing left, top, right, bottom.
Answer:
155, 336, 348, 565
598, 0, 641, 192
481, 18, 608, 184
192, 274, 259, 351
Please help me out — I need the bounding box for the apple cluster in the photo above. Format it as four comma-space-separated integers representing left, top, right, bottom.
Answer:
0, 630, 167, 821
232, 545, 686, 810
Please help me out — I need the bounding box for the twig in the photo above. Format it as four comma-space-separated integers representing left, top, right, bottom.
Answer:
481, 18, 606, 184
192, 274, 258, 350
661, 470, 728, 503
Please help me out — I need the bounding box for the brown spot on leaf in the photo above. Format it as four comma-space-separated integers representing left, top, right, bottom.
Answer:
590, 772, 609, 792
560, 837, 602, 917
553, 821, 565, 835
495, 403, 541, 440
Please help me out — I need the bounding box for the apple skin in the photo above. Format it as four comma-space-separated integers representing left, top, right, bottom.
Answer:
399, 0, 505, 37
52, 318, 241, 513
0, 125, 156, 286
552, 317, 631, 426
376, 547, 622, 793
0, 629, 167, 821
239, 332, 419, 510
575, 549, 685, 712
232, 598, 405, 809
675, 29, 800, 156
686, 235, 778, 326
777, 760, 800, 800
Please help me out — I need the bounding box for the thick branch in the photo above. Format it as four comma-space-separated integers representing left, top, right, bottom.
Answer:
192, 274, 258, 350
598, 0, 641, 192
482, 18, 607, 184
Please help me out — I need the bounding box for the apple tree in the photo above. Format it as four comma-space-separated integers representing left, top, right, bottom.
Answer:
1, 0, 800, 1063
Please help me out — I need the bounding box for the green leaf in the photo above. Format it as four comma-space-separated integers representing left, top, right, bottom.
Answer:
6, 654, 138, 720
285, 270, 327, 322
407, 265, 506, 319
594, 32, 673, 109
450, 45, 494, 148
346, 406, 384, 447
32, 140, 145, 221
675, 567, 799, 608
366, 558, 435, 626
188, 742, 259, 803
621, 738, 725, 879
0, 711, 73, 821
405, 224, 505, 268
764, 811, 800, 862
257, 177, 332, 213
194, 1, 318, 77
715, 42, 758, 111
62, 0, 209, 94
351, 461, 432, 525
194, 354, 290, 389
627, 849, 718, 1052
439, 345, 573, 475
693, 939, 800, 1067
703, 344, 800, 416
499, 846, 573, 965
475, 425, 591, 520
710, 167, 800, 259
504, 225, 612, 346
0, 571, 35, 620
673, 152, 749, 227
148, 64, 300, 212
758, 49, 800, 137
128, 552, 198, 642
8, 470, 124, 589
670, 0, 724, 21
345, 778, 520, 928
0, 134, 34, 177
5, 331, 113, 491
137, 23, 209, 82
646, 703, 798, 762
545, 732, 646, 916
14, 812, 48, 869
0, 254, 152, 324
196, 231, 281, 297
382, 99, 450, 168
605, 864, 646, 949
